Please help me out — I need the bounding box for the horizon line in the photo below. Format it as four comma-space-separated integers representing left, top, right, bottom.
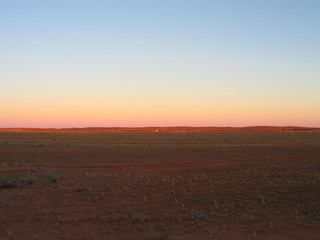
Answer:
1, 125, 319, 130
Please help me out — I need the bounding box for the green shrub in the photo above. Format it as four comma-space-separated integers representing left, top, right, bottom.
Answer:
0, 176, 9, 187
76, 188, 86, 193
86, 173, 98, 181
44, 171, 60, 182
21, 175, 36, 184
33, 144, 44, 147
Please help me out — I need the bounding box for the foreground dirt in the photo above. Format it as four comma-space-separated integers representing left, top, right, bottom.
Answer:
0, 132, 320, 239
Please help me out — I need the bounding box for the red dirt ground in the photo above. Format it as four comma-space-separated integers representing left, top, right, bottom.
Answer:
0, 129, 319, 239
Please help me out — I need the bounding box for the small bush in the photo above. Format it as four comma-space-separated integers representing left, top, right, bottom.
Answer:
21, 175, 36, 184
86, 173, 98, 181
76, 188, 86, 193
0, 176, 9, 187
44, 171, 60, 182
191, 209, 207, 220
33, 144, 44, 147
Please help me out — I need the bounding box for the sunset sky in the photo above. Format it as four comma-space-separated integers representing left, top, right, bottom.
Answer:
1, 0, 319, 128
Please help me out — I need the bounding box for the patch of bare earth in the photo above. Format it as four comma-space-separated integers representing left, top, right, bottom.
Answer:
0, 132, 320, 239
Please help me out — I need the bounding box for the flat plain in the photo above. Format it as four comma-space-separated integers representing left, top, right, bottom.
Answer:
0, 128, 320, 240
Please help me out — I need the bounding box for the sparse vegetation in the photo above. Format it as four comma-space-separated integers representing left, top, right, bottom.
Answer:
85, 172, 99, 181
44, 171, 60, 182
0, 176, 9, 187
33, 144, 44, 147
76, 188, 86, 193
1, 131, 320, 239
21, 175, 36, 184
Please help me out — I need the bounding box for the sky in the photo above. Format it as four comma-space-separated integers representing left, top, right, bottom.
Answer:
1, 0, 319, 128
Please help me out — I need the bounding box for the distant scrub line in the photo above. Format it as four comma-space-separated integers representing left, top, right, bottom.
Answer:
0, 171, 61, 187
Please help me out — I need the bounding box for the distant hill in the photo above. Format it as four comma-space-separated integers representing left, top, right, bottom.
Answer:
0, 126, 319, 133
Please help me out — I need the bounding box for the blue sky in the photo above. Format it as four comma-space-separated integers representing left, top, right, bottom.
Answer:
1, 0, 319, 127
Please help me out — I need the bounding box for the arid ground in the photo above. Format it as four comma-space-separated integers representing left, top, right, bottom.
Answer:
0, 128, 320, 239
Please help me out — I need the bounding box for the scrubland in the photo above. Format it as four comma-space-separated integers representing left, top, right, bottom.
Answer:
0, 130, 319, 239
